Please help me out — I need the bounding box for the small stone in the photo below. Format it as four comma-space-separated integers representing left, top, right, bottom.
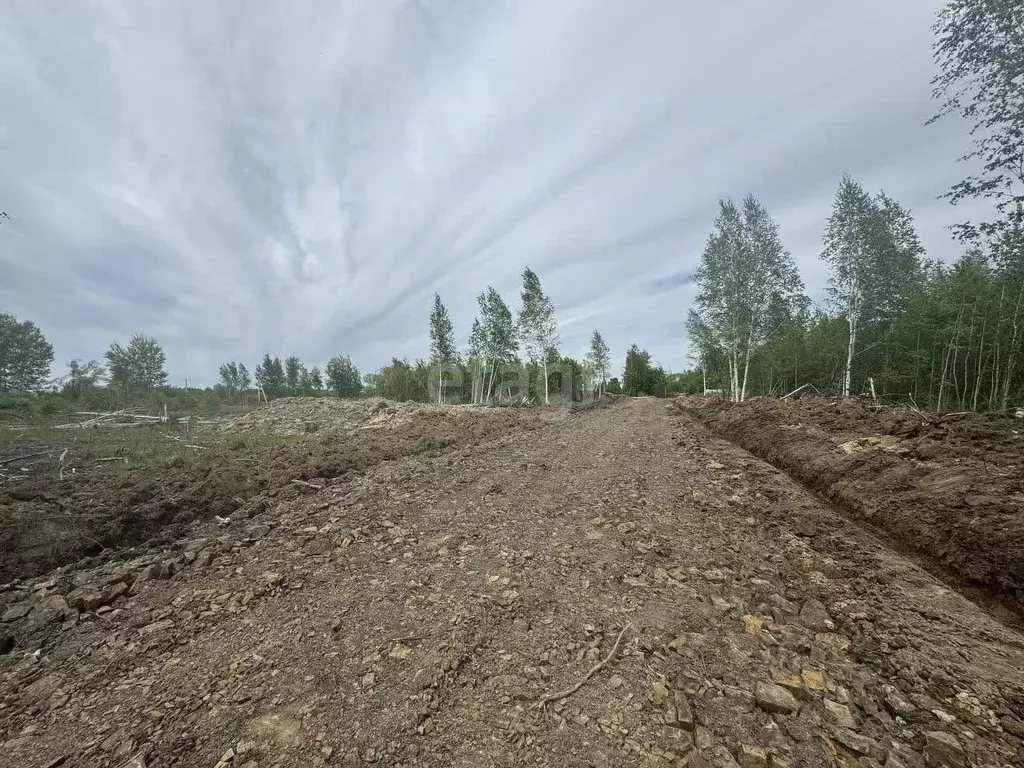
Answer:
695, 726, 714, 750
742, 615, 764, 633
263, 571, 283, 586
30, 595, 70, 626
923, 731, 965, 768
361, 672, 376, 689
673, 691, 694, 730
738, 745, 768, 768
651, 680, 671, 706
798, 598, 834, 631
755, 681, 799, 715
1, 602, 32, 622
823, 699, 857, 729
66, 586, 105, 612
1000, 715, 1024, 739
106, 582, 128, 601
703, 569, 727, 584
194, 550, 216, 569
708, 745, 742, 768
829, 727, 876, 756
881, 685, 915, 719
235, 740, 256, 755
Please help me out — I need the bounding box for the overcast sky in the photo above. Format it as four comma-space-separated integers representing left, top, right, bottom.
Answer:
0, 0, 989, 385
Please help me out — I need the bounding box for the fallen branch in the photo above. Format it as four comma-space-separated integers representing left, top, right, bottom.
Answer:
782, 383, 812, 400
291, 479, 324, 491
0, 449, 52, 466
536, 624, 631, 708
94, 457, 129, 463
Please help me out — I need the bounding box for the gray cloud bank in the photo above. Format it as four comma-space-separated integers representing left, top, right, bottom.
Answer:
0, 0, 989, 385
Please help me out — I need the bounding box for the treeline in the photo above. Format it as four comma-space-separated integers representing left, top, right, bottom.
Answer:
1, 264, 672, 412
685, 0, 1024, 411
216, 354, 361, 400
687, 178, 1024, 409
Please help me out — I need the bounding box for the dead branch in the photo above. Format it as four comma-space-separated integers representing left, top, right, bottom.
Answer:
0, 449, 53, 466
94, 457, 129, 463
291, 479, 324, 490
782, 383, 812, 400
536, 624, 631, 708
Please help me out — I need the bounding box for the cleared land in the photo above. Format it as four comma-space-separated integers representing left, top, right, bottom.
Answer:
1, 397, 1022, 768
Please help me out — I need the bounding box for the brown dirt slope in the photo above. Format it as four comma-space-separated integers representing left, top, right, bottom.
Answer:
679, 396, 1024, 609
0, 399, 557, 584
1, 399, 1023, 767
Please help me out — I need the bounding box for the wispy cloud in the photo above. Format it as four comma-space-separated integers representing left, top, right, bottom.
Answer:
0, 0, 989, 383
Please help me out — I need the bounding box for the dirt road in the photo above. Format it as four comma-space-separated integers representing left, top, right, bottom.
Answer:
2, 399, 1022, 767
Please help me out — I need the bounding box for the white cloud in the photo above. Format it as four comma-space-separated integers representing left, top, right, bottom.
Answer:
0, 0, 991, 384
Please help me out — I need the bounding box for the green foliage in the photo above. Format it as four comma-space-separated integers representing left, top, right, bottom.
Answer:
0, 312, 54, 394
325, 355, 363, 398
284, 355, 305, 393
364, 358, 431, 402
105, 334, 168, 394
585, 330, 611, 394
309, 366, 323, 392
930, 0, 1024, 240
428, 293, 458, 404
689, 196, 804, 401
517, 268, 559, 402
623, 344, 666, 397
254, 354, 285, 398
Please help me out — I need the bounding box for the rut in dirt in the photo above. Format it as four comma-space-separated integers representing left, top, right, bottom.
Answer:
1, 398, 1023, 768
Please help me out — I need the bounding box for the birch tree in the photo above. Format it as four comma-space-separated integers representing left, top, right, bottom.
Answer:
690, 196, 803, 401
474, 287, 517, 403
517, 268, 559, 403
585, 329, 611, 396
929, 0, 1024, 241
428, 293, 457, 404
822, 177, 925, 397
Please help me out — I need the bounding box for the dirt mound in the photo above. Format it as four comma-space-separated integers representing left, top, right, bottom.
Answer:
680, 395, 1024, 608
0, 400, 556, 584
223, 397, 408, 435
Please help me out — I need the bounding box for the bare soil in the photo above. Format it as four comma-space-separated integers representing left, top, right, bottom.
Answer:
0, 398, 557, 584
1, 398, 1023, 768
679, 396, 1024, 614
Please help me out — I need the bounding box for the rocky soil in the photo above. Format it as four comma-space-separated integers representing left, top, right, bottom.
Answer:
679, 396, 1024, 614
2, 398, 1023, 767
0, 399, 558, 584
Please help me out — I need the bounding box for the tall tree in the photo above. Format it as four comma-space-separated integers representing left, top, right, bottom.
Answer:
474, 287, 518, 402
284, 355, 305, 393
428, 293, 457, 404
308, 366, 323, 392
254, 354, 286, 398
690, 196, 804, 401
0, 313, 54, 394
517, 267, 559, 403
218, 361, 242, 397
622, 344, 665, 396
105, 334, 167, 393
821, 177, 925, 397
326, 355, 363, 397
64, 358, 106, 398
929, 0, 1024, 241
237, 363, 252, 392
585, 329, 611, 396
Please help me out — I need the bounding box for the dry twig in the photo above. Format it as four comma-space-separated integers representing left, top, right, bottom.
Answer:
0, 449, 52, 466
291, 479, 324, 490
536, 624, 631, 708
